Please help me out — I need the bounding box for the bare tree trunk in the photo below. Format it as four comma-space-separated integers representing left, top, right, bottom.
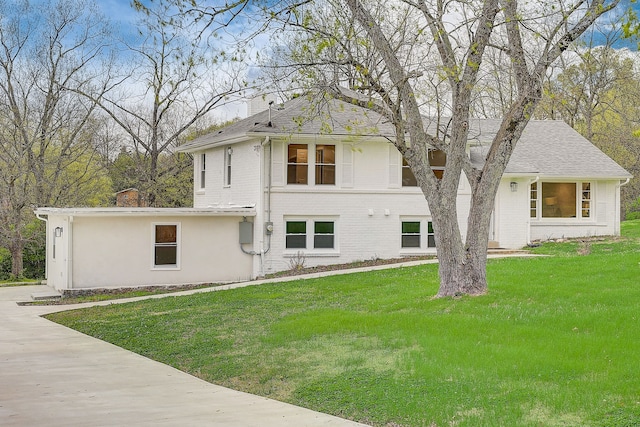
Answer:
9, 241, 24, 278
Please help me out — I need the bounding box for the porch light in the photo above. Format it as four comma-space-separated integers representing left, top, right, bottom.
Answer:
54, 227, 63, 237
510, 182, 518, 192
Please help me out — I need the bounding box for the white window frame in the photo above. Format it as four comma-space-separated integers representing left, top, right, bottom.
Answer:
400, 218, 436, 253
530, 181, 593, 221
152, 222, 181, 270
199, 153, 206, 190
284, 217, 339, 256
286, 143, 336, 186
401, 150, 446, 187
315, 144, 336, 185
224, 146, 232, 187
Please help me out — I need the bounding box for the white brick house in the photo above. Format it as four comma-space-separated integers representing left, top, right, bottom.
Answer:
177, 97, 632, 278
34, 96, 631, 291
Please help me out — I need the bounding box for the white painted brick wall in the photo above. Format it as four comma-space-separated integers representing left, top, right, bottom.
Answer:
190, 136, 623, 276
530, 180, 620, 241
194, 140, 262, 208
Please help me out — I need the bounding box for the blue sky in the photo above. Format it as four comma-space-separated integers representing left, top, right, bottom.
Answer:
93, 0, 638, 122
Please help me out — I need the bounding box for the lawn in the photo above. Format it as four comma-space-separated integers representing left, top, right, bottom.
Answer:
46, 222, 640, 427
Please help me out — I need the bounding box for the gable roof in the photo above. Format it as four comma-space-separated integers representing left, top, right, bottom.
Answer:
179, 96, 631, 179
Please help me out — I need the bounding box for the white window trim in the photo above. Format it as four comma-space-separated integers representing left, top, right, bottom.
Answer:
283, 217, 340, 257
286, 143, 336, 186
224, 146, 232, 188
396, 150, 468, 192
151, 222, 181, 271
198, 153, 206, 191
530, 181, 594, 221
399, 217, 436, 255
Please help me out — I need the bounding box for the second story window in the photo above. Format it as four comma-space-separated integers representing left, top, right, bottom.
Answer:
429, 150, 446, 179
224, 147, 232, 187
199, 153, 206, 189
315, 145, 335, 185
287, 144, 309, 184
402, 158, 417, 186
402, 150, 446, 186
286, 143, 336, 185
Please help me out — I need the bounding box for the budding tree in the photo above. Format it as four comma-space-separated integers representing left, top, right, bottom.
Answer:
0, 0, 114, 276
80, 0, 252, 206
272, 0, 622, 296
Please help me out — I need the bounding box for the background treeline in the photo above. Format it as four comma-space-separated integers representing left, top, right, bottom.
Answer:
2, 0, 640, 280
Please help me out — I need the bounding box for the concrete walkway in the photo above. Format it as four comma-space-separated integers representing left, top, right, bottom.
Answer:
0, 283, 371, 427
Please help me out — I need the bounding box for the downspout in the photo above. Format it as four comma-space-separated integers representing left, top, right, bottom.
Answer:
615, 178, 630, 236
68, 215, 74, 290
35, 213, 48, 282
527, 176, 540, 245
240, 135, 272, 278
265, 135, 272, 247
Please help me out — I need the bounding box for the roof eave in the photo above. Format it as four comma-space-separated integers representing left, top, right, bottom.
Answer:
33, 207, 257, 217
176, 134, 259, 153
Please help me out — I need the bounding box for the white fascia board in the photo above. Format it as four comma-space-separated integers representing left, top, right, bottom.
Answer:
176, 134, 256, 153
501, 173, 540, 179
520, 174, 633, 180
258, 133, 394, 143
33, 207, 257, 217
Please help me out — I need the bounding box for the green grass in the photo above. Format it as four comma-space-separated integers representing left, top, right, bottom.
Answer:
0, 278, 41, 287
46, 223, 640, 427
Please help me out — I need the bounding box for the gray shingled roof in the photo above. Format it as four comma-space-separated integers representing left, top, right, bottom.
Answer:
178, 96, 397, 152
179, 96, 631, 179
468, 119, 631, 178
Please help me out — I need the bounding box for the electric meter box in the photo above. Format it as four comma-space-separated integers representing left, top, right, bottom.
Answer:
239, 221, 253, 244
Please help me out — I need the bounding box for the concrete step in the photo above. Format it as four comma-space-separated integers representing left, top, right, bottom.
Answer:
487, 248, 531, 255
31, 290, 62, 301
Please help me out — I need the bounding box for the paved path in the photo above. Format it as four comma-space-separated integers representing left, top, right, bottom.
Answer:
0, 284, 370, 426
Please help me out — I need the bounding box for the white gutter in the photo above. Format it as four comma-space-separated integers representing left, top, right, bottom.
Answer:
615, 178, 631, 236
34, 207, 256, 217
65, 216, 74, 290
35, 212, 49, 281
239, 136, 273, 279
259, 136, 272, 277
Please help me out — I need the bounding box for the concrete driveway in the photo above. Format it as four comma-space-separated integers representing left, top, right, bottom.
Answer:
0, 284, 369, 427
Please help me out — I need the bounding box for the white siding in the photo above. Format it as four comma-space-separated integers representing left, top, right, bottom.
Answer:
494, 178, 530, 249
45, 216, 71, 291
66, 215, 253, 290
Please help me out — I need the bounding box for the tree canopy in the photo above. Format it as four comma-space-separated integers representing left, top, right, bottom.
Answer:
266, 0, 624, 296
